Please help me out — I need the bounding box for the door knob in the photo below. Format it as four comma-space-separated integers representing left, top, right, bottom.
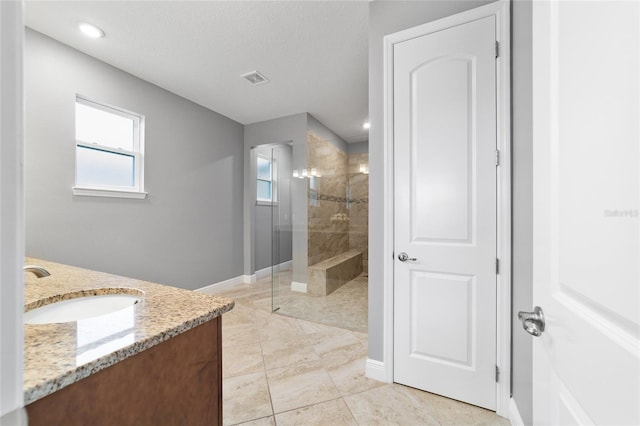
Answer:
397, 252, 417, 262
518, 306, 545, 337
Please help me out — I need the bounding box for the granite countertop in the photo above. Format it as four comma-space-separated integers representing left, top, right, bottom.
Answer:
23, 257, 234, 405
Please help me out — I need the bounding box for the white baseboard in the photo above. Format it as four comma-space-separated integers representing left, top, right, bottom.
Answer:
255, 266, 271, 281
509, 397, 525, 426
196, 274, 246, 294
197, 260, 295, 293
279, 260, 293, 270
255, 260, 293, 281
291, 281, 307, 293
365, 359, 390, 383
0, 407, 28, 425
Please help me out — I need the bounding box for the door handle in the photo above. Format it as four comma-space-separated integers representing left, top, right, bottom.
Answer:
518, 306, 545, 337
397, 252, 417, 262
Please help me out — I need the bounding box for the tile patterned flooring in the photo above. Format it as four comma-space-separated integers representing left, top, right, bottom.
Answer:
211, 278, 510, 426
274, 269, 368, 332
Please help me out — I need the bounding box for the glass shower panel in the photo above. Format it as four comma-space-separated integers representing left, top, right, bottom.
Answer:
269, 143, 295, 314
270, 134, 369, 333
271, 147, 281, 312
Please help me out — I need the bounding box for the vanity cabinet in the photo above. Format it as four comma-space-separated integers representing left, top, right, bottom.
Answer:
26, 318, 222, 425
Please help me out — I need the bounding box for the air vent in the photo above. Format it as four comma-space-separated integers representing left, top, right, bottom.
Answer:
241, 70, 270, 85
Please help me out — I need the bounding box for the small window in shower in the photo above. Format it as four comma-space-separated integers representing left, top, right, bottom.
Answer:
257, 154, 277, 204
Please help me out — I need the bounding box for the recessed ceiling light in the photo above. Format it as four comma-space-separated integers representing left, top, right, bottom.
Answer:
241, 70, 270, 85
363, 122, 370, 129
78, 22, 105, 39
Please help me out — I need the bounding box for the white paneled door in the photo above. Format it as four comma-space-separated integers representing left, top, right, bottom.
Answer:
531, 1, 640, 424
393, 16, 497, 409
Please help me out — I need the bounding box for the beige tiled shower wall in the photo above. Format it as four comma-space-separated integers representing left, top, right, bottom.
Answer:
348, 152, 369, 274
306, 131, 369, 274
307, 132, 349, 266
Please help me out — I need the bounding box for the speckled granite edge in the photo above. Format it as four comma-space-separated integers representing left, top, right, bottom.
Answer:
24, 308, 231, 405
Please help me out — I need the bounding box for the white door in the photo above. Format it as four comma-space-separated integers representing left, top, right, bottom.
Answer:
530, 1, 640, 424
393, 16, 498, 410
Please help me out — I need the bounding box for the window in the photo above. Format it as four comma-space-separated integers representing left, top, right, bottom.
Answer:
256, 155, 276, 204
74, 96, 146, 198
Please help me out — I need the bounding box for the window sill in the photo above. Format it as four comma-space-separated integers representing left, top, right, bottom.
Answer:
256, 200, 278, 206
73, 187, 148, 199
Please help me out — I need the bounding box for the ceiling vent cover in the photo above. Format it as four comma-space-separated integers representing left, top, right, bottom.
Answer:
241, 70, 269, 85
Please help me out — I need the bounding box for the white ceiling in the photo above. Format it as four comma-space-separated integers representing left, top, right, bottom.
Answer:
24, 1, 370, 143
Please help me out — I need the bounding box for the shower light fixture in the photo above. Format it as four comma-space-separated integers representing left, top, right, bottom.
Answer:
78, 22, 105, 38
359, 163, 369, 174
293, 168, 320, 179
363, 122, 370, 130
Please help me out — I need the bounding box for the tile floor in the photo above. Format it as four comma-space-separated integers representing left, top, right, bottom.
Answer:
274, 268, 368, 332
210, 278, 510, 426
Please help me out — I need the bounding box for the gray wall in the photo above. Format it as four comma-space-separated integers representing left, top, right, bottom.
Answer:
24, 29, 245, 290
348, 140, 369, 155
307, 114, 349, 152
244, 113, 308, 282
368, 0, 493, 363
511, 0, 533, 424
253, 144, 293, 271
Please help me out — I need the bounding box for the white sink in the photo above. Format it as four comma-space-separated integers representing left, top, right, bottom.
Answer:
25, 293, 142, 325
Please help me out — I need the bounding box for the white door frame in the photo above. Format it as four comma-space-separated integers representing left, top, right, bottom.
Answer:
380, 1, 511, 417
0, 0, 26, 420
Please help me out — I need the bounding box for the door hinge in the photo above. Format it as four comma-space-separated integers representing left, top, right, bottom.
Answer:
495, 149, 500, 166
496, 258, 500, 274
495, 365, 500, 382
495, 41, 499, 58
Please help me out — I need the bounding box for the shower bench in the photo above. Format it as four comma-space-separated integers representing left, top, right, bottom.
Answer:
307, 249, 363, 296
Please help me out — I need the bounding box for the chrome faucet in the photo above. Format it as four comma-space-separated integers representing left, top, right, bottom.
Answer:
24, 265, 51, 278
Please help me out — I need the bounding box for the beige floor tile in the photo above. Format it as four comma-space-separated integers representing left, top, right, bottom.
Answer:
218, 277, 505, 426
261, 335, 320, 370
326, 356, 386, 397
221, 303, 256, 326
235, 416, 276, 426
252, 296, 273, 312
223, 372, 272, 426
474, 416, 512, 426
255, 309, 306, 341
273, 270, 368, 332
300, 319, 358, 347
213, 284, 270, 304
223, 322, 261, 348
266, 360, 340, 414
313, 332, 366, 369
402, 387, 498, 426
223, 342, 264, 378
352, 330, 368, 347
343, 384, 440, 425
274, 398, 358, 426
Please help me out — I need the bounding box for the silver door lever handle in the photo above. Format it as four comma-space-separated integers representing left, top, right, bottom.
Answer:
518, 306, 545, 337
398, 252, 417, 262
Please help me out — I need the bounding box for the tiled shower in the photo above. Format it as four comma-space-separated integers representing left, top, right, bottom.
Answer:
307, 132, 368, 274
263, 131, 369, 331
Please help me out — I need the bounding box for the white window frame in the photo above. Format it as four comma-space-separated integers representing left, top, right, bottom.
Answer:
73, 95, 147, 199
256, 154, 277, 205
